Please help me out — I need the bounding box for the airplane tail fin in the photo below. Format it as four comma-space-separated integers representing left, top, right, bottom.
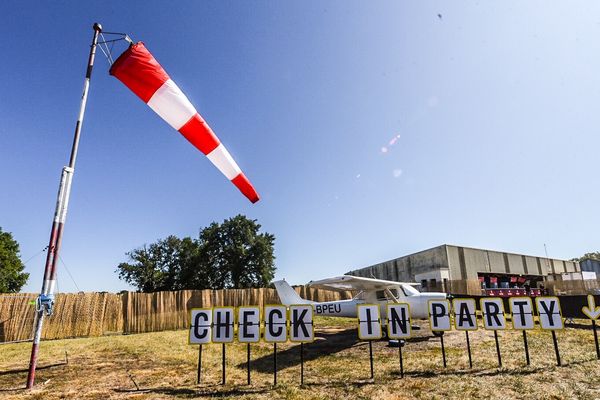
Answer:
272, 280, 313, 305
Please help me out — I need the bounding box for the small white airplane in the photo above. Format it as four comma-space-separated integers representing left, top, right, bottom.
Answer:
273, 275, 448, 322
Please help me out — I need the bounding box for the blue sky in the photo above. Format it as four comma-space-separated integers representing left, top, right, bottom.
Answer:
1, 1, 599, 293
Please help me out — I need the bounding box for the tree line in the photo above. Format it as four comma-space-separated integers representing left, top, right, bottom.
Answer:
116, 215, 276, 292
0, 227, 29, 292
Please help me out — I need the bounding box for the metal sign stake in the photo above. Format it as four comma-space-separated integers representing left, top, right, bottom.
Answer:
247, 343, 251, 385
369, 341, 374, 380
465, 331, 473, 369
398, 342, 404, 378
440, 334, 447, 368
494, 331, 502, 368
221, 343, 226, 385
593, 320, 600, 360
300, 343, 305, 386
273, 343, 278, 386
197, 345, 203, 384
551, 331, 561, 366
522, 331, 530, 366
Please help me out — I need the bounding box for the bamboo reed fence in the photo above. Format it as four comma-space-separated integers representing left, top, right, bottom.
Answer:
0, 287, 352, 343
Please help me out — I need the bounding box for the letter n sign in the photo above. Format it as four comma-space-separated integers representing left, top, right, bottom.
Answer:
238, 307, 260, 343
264, 305, 288, 342
536, 297, 564, 330
428, 300, 451, 331
290, 305, 314, 342
452, 299, 478, 331
190, 308, 212, 344
212, 307, 235, 343
387, 304, 411, 339
509, 297, 535, 330
357, 304, 382, 340
480, 298, 506, 330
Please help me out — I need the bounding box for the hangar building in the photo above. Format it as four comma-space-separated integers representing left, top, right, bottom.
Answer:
346, 244, 582, 296
580, 258, 600, 275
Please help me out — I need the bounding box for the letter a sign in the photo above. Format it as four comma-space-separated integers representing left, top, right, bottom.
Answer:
452, 299, 478, 331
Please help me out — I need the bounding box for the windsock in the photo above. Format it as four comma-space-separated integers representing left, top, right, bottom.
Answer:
109, 42, 259, 203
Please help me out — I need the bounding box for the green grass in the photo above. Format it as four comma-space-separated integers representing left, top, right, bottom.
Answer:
0, 317, 599, 399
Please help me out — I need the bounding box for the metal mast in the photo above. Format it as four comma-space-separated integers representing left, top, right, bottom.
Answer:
26, 22, 102, 389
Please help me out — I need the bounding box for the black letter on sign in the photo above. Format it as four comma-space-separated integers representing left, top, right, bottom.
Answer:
485, 302, 501, 327
539, 300, 557, 327
194, 312, 209, 340
458, 303, 475, 328
269, 309, 284, 337
215, 310, 231, 339
365, 308, 374, 335
432, 303, 446, 327
292, 309, 309, 338
389, 307, 408, 336
512, 301, 528, 327
241, 310, 254, 339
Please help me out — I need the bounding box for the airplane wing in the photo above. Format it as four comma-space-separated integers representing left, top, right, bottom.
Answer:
307, 275, 420, 292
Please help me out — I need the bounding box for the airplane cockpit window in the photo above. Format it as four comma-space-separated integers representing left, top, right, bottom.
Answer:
400, 284, 420, 297
352, 290, 366, 300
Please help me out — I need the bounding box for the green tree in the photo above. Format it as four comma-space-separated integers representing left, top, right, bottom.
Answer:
116, 216, 276, 292
0, 227, 29, 293
571, 252, 600, 262
116, 235, 190, 292
189, 215, 276, 289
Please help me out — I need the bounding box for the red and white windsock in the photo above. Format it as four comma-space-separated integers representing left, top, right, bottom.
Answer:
109, 42, 259, 203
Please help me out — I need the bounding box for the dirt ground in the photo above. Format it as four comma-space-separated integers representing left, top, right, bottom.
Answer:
1, 317, 599, 399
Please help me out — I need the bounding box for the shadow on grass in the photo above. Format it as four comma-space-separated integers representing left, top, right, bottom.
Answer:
564, 322, 598, 331
0, 361, 67, 376
389, 356, 600, 379
0, 387, 27, 393
300, 380, 375, 389
242, 328, 438, 373
242, 328, 359, 373
113, 385, 272, 398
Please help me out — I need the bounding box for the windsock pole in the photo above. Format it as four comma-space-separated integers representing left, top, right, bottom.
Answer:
26, 22, 102, 389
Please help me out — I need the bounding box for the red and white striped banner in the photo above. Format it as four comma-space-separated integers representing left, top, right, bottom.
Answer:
110, 42, 259, 203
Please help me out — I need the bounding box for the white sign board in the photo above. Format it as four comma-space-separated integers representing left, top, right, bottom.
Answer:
386, 303, 411, 339
480, 298, 506, 330
289, 305, 314, 342
237, 306, 261, 343
212, 307, 235, 343
509, 297, 535, 330
453, 299, 478, 331
264, 305, 288, 342
357, 304, 382, 340
189, 308, 212, 344
582, 295, 600, 320
428, 300, 451, 331
536, 297, 564, 330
